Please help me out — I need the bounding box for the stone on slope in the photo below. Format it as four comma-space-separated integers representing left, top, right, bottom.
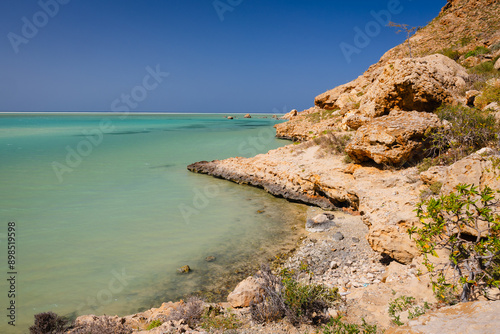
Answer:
495, 57, 500, 71
227, 276, 264, 308
345, 111, 442, 165
306, 213, 336, 232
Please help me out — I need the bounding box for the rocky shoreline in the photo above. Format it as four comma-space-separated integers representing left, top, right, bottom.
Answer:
64, 0, 500, 332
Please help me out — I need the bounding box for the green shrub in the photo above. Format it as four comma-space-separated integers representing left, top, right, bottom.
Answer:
388, 295, 430, 326
409, 184, 500, 303
146, 320, 162, 330
459, 36, 473, 47
280, 268, 339, 324
200, 307, 241, 331
306, 109, 339, 124
313, 133, 352, 156
321, 316, 378, 334
464, 46, 490, 59
475, 81, 500, 110
469, 61, 496, 75
439, 47, 461, 61
426, 105, 498, 165
250, 265, 340, 325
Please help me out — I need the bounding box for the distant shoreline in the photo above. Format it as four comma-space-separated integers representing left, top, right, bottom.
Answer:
0, 111, 285, 115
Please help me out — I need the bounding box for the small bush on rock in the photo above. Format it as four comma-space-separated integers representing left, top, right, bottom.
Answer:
321, 316, 378, 334
314, 133, 352, 157
29, 312, 68, 334
388, 295, 430, 326
425, 105, 498, 165
410, 184, 500, 303
168, 297, 204, 328
146, 319, 162, 330
464, 46, 490, 59
439, 47, 461, 61
251, 265, 340, 325
200, 307, 241, 331
70, 316, 131, 334
475, 81, 500, 110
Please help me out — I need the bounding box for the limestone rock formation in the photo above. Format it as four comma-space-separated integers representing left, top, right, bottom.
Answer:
356, 54, 468, 118
345, 111, 442, 165
244, 113, 251, 118
386, 300, 500, 334
280, 109, 298, 120
227, 276, 264, 308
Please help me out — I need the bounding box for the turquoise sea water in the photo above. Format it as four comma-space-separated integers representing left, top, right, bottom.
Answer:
0, 113, 308, 333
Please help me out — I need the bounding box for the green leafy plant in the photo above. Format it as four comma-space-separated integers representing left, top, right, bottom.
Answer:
250, 265, 339, 325
321, 316, 378, 334
475, 80, 500, 110
388, 295, 430, 326
469, 61, 496, 75
464, 46, 490, 59
425, 105, 498, 165
410, 184, 500, 303
280, 268, 339, 324
146, 320, 162, 330
439, 47, 461, 61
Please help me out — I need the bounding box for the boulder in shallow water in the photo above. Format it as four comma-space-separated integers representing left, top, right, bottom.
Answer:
205, 256, 216, 262
244, 113, 251, 118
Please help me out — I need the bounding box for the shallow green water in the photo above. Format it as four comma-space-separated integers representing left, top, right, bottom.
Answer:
0, 113, 308, 333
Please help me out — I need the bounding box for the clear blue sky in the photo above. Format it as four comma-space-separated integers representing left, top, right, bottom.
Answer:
0, 0, 446, 113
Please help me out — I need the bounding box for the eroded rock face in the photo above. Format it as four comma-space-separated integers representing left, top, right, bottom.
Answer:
345, 111, 442, 165
386, 300, 500, 334
227, 276, 264, 308
357, 54, 468, 118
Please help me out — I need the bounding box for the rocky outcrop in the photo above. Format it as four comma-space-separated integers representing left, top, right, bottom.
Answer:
277, 54, 468, 142
495, 57, 500, 70
227, 276, 264, 308
354, 54, 467, 118
386, 300, 500, 334
345, 111, 442, 165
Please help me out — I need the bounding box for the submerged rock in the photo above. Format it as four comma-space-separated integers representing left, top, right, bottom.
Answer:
205, 256, 216, 262
177, 265, 191, 274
